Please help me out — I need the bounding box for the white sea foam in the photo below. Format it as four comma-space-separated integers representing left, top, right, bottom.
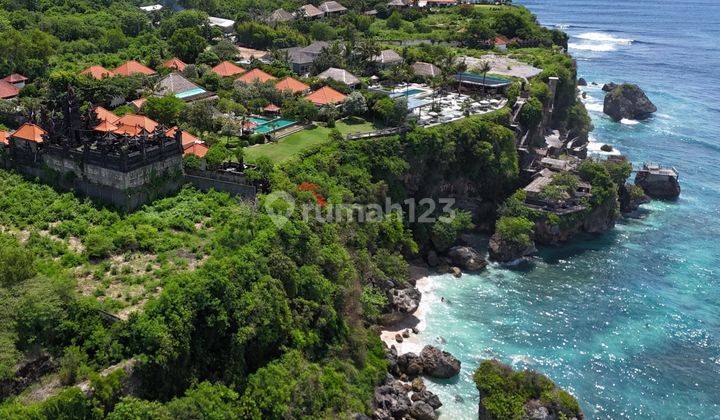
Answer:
620, 118, 640, 125
585, 103, 604, 113
570, 31, 634, 53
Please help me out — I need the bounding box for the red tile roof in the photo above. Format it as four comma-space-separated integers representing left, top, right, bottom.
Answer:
0, 130, 9, 145
11, 123, 47, 143
184, 143, 209, 158
304, 86, 347, 106
113, 60, 156, 77
212, 61, 245, 77
94, 106, 121, 124
274, 76, 310, 94
80, 66, 115, 80
131, 98, 147, 110
264, 104, 281, 112
166, 126, 201, 149
2, 74, 28, 84
236, 68, 276, 84
0, 80, 20, 99
494, 35, 510, 45
114, 114, 158, 136
162, 57, 187, 72
93, 120, 120, 133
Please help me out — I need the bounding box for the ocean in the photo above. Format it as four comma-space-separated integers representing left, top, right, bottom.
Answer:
415, 0, 720, 418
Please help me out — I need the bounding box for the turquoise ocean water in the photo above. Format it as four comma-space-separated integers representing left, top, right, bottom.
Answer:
418, 1, 720, 418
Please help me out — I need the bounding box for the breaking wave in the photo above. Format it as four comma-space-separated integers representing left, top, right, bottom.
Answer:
570, 31, 635, 53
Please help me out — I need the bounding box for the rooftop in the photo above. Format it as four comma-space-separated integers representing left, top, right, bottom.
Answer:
94, 106, 121, 124
208, 16, 235, 28
319, 1, 348, 13
236, 68, 277, 84
0, 80, 20, 99
460, 54, 542, 80
113, 60, 156, 77
304, 86, 347, 106
317, 67, 360, 86
2, 74, 28, 84
162, 57, 187, 72
11, 123, 47, 143
372, 49, 403, 65
184, 143, 209, 158
300, 4, 324, 18
274, 76, 310, 94
267, 8, 295, 24
412, 61, 441, 78
0, 130, 9, 145
212, 61, 245, 77
80, 65, 115, 80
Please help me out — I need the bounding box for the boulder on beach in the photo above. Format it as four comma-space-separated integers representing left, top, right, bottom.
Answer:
578, 77, 588, 86
409, 401, 437, 420
447, 246, 487, 272
419, 345, 461, 379
373, 380, 412, 419
382, 287, 421, 325
488, 232, 536, 263
603, 83, 657, 121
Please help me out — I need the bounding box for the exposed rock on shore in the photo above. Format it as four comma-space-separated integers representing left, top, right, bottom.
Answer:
382, 287, 421, 325
533, 195, 617, 245
601, 82, 617, 92
577, 77, 587, 86
488, 232, 536, 263
603, 83, 657, 121
619, 183, 650, 213
419, 345, 461, 379
447, 246, 487, 272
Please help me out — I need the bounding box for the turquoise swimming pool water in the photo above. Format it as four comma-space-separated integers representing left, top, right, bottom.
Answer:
253, 118, 297, 134
390, 88, 427, 98
455, 72, 512, 87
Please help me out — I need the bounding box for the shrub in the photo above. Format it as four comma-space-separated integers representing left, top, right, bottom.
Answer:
495, 216, 534, 248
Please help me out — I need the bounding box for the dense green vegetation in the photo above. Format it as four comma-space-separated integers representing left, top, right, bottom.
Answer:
0, 0, 594, 416
474, 359, 582, 420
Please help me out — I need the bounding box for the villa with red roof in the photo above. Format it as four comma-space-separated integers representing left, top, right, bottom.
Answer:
80, 66, 115, 80
2, 74, 28, 88
0, 130, 9, 145
274, 76, 310, 94
304, 86, 347, 106
212, 61, 245, 78
0, 80, 20, 99
113, 60, 156, 77
236, 68, 276, 84
162, 58, 187, 72
9, 123, 47, 154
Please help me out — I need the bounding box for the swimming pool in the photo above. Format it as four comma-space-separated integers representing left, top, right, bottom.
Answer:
389, 88, 427, 98
455, 72, 512, 87
250, 117, 297, 134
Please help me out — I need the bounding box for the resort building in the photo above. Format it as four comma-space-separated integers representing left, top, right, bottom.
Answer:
411, 62, 441, 78
318, 1, 348, 14
371, 50, 404, 68
236, 47, 271, 64
155, 73, 217, 102
212, 61, 246, 78
274, 76, 311, 95
388, 0, 410, 8
284, 41, 331, 76
8, 123, 47, 154
80, 65, 115, 80
299, 4, 324, 19
494, 35, 511, 51
2, 74, 28, 89
267, 9, 295, 25
304, 86, 347, 106
0, 80, 20, 100
162, 57, 187, 72
113, 60, 156, 77
236, 68, 277, 84
317, 67, 360, 87
0, 130, 9, 145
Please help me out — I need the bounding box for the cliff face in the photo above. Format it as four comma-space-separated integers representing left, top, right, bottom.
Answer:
534, 195, 617, 245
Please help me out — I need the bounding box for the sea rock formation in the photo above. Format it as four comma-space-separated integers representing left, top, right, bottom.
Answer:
373, 378, 412, 419
488, 232, 536, 263
447, 246, 487, 272
601, 82, 617, 92
419, 345, 461, 379
382, 287, 421, 325
603, 83, 657, 121
635, 170, 681, 199
409, 401, 437, 420
533, 195, 617, 245
577, 77, 587, 86
619, 183, 651, 213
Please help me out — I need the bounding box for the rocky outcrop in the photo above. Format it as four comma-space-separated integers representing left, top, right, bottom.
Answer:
0, 353, 57, 399
603, 83, 657, 121
601, 82, 617, 92
534, 195, 617, 245
381, 287, 421, 325
419, 345, 461, 379
619, 183, 650, 213
634, 171, 681, 199
373, 377, 412, 419
409, 401, 437, 420
447, 246, 487, 272
577, 77, 587, 86
488, 232, 536, 263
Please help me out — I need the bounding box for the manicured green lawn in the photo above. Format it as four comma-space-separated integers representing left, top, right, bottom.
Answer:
244, 118, 379, 163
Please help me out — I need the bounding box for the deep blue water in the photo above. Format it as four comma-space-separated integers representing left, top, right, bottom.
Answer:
417, 1, 720, 418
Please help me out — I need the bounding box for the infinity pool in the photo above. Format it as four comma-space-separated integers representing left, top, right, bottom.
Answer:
248, 117, 297, 134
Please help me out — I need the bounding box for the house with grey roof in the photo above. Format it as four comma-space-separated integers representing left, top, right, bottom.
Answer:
299, 4, 324, 18
155, 73, 217, 102
372, 49, 404, 68
267, 9, 295, 25
317, 67, 360, 87
283, 41, 332, 76
319, 1, 348, 14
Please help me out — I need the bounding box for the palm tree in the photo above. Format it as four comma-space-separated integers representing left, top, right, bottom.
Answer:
479, 60, 492, 95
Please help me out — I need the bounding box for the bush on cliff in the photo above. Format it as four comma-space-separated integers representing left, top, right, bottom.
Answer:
474, 359, 582, 420
495, 216, 534, 249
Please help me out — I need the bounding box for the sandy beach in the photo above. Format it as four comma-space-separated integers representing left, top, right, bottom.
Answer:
380, 269, 437, 355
